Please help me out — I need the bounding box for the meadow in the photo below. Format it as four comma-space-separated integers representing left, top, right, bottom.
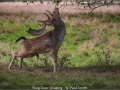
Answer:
0, 2, 120, 89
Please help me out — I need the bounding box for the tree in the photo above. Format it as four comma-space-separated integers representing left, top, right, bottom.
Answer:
23, 0, 120, 13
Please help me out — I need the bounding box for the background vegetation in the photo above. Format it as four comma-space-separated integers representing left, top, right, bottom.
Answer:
0, 2, 120, 89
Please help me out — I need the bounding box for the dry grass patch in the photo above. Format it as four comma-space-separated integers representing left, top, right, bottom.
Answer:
0, 41, 9, 56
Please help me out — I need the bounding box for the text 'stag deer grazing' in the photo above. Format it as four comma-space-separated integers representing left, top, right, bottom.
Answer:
8, 7, 66, 72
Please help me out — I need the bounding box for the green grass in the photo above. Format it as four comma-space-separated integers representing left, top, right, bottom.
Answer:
0, 65, 120, 89
0, 8, 120, 89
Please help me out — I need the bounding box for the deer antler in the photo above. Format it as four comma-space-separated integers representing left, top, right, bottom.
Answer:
27, 10, 53, 36
27, 24, 46, 36
42, 13, 51, 20
45, 10, 53, 17
37, 11, 53, 26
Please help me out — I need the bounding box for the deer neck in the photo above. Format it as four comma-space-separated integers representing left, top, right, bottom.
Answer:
53, 21, 66, 40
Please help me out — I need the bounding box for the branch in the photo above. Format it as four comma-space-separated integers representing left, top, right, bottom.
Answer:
89, 0, 114, 14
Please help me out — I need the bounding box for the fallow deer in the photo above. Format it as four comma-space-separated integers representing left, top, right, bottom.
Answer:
8, 7, 66, 72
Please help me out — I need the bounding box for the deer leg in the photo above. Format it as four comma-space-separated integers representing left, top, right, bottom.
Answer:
51, 50, 58, 72
36, 54, 39, 66
8, 56, 16, 70
19, 58, 23, 69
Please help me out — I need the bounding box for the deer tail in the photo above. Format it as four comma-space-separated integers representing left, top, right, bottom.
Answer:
15, 37, 27, 43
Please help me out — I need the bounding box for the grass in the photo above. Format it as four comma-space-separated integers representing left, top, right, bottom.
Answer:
0, 2, 120, 89
0, 65, 120, 89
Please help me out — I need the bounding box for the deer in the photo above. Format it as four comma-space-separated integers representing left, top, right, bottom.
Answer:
8, 7, 66, 72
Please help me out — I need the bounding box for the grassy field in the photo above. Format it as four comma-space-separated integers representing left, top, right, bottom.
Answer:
0, 2, 120, 89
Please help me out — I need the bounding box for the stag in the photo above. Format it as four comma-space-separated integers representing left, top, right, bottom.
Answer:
8, 7, 66, 72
